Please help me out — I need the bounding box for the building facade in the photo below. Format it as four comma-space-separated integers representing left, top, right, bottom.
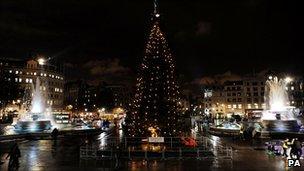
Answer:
64, 81, 132, 113
201, 73, 304, 117
0, 57, 65, 111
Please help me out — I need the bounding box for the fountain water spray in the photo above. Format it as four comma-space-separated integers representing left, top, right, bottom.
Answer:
15, 78, 53, 131
261, 77, 299, 132
261, 77, 295, 121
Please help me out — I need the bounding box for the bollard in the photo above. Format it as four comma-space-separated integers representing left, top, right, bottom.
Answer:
111, 148, 113, 159
197, 148, 200, 160
161, 149, 165, 160
179, 147, 182, 160
128, 147, 131, 160
125, 137, 127, 149
145, 149, 148, 160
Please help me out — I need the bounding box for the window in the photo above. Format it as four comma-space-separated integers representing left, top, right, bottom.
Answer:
253, 87, 258, 91
247, 104, 252, 109
247, 87, 250, 91
237, 98, 242, 102
247, 98, 251, 102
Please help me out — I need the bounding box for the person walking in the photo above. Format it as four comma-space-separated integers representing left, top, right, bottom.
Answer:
293, 138, 302, 159
6, 142, 21, 169
282, 138, 290, 158
51, 128, 59, 141
239, 123, 245, 140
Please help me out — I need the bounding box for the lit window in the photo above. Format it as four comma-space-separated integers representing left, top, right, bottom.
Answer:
247, 104, 252, 109
238, 104, 242, 109
9, 70, 12, 73
233, 104, 237, 109
291, 86, 294, 90
19, 78, 22, 82
15, 71, 19, 74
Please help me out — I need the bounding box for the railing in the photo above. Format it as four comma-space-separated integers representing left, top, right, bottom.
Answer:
80, 136, 233, 160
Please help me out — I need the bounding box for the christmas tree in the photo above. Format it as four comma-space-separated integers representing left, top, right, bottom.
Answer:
126, 1, 181, 137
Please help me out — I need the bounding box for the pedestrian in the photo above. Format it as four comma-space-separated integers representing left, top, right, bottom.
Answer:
293, 138, 302, 159
282, 138, 289, 158
239, 123, 245, 140
6, 142, 21, 169
51, 128, 59, 141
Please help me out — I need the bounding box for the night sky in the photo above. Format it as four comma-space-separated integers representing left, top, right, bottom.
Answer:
1, 0, 303, 84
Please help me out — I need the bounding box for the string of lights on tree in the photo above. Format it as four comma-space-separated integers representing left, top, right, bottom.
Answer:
126, 1, 181, 137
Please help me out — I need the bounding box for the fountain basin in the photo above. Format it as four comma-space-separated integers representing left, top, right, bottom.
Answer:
208, 122, 241, 136
14, 120, 52, 132
262, 119, 300, 132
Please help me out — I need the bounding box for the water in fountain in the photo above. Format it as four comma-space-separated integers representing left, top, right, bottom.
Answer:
261, 77, 299, 132
15, 78, 53, 132
31, 78, 45, 114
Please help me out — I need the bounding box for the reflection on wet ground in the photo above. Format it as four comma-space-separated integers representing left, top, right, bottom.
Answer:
0, 131, 303, 170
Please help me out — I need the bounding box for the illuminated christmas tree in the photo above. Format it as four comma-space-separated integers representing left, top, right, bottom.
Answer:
126, 0, 181, 137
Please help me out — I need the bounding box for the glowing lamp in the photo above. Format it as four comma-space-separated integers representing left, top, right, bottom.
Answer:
37, 58, 46, 65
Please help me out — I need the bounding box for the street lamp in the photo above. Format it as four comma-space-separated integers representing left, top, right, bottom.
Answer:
37, 58, 46, 65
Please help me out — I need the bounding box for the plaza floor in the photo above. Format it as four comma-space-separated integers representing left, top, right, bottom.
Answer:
1, 136, 303, 171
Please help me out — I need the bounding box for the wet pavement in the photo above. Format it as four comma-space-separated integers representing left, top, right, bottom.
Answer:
1, 133, 303, 171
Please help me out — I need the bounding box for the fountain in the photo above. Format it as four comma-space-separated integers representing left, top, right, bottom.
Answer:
261, 77, 300, 132
14, 78, 53, 132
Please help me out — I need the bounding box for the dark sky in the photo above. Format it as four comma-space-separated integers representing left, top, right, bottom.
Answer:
1, 0, 303, 83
